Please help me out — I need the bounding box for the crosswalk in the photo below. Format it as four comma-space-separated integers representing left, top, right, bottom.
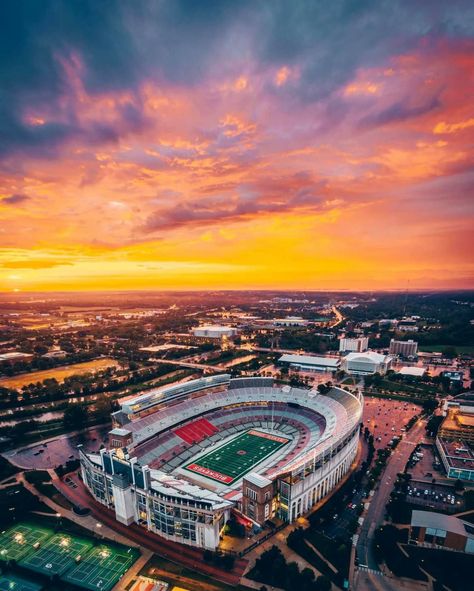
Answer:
358, 565, 384, 576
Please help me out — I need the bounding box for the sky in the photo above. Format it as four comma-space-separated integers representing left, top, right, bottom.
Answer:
0, 0, 473, 292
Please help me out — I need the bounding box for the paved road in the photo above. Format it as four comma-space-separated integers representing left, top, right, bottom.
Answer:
356, 419, 426, 572
149, 358, 227, 373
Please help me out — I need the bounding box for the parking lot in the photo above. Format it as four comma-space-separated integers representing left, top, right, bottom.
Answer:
406, 481, 464, 512
363, 397, 422, 449
407, 443, 444, 481
3, 425, 110, 470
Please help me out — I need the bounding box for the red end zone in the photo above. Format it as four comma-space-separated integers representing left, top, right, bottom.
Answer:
247, 429, 289, 444
186, 463, 234, 483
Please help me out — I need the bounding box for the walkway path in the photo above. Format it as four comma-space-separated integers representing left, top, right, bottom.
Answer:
111, 549, 153, 591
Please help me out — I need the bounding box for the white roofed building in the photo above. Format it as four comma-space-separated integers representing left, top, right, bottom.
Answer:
398, 366, 426, 377
278, 354, 340, 373
192, 325, 238, 338
342, 351, 393, 375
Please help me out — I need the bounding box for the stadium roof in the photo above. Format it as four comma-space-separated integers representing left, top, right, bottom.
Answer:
279, 354, 340, 368
149, 470, 232, 509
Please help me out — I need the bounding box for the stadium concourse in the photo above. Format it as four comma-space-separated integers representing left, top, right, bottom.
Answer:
79, 376, 363, 551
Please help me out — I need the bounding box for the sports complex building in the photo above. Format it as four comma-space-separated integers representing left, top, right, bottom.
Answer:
80, 375, 363, 550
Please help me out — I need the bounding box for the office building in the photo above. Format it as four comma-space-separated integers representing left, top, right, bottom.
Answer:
339, 337, 369, 353
389, 339, 418, 357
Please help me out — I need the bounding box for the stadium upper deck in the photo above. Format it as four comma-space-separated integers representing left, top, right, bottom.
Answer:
81, 376, 362, 549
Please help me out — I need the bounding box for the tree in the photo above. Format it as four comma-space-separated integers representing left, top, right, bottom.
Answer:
222, 554, 235, 570
442, 346, 457, 359
94, 397, 113, 421
315, 575, 331, 591
454, 479, 464, 492
463, 490, 474, 510
422, 398, 438, 414
63, 404, 88, 430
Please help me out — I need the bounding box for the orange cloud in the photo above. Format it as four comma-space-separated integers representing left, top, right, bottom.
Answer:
433, 118, 474, 134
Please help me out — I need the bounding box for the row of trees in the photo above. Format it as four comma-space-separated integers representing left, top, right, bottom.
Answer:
251, 545, 331, 591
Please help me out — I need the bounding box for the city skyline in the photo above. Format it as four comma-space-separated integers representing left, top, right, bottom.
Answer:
1, 1, 473, 292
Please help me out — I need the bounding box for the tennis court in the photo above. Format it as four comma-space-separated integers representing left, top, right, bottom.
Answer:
64, 544, 140, 591
19, 532, 93, 577
0, 574, 42, 591
184, 429, 290, 484
0, 523, 52, 563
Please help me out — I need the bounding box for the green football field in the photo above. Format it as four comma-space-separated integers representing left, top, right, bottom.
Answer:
184, 429, 290, 484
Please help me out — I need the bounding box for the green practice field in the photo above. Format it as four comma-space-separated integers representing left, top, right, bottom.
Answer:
184, 429, 290, 484
64, 544, 140, 591
0, 523, 139, 591
0, 523, 52, 563
0, 574, 42, 591
19, 532, 93, 577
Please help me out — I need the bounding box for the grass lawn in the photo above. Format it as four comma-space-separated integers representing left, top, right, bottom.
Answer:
33, 481, 73, 510
24, 470, 51, 485
0, 457, 20, 481
0, 358, 120, 390
419, 345, 474, 354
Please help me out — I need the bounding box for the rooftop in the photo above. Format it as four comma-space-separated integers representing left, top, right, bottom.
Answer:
411, 510, 474, 539
244, 472, 273, 488
109, 428, 132, 437
399, 366, 426, 377
344, 351, 390, 363
279, 354, 340, 368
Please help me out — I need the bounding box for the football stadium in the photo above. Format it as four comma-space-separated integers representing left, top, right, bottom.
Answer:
80, 376, 363, 550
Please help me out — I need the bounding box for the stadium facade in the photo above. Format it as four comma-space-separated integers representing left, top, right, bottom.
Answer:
80, 376, 362, 550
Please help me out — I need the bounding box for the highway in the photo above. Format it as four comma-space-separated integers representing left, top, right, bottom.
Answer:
149, 357, 227, 373
330, 305, 344, 328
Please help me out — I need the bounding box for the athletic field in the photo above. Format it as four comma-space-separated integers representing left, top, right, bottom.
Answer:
184, 429, 290, 484
0, 523, 139, 591
0, 574, 42, 591
0, 523, 52, 563
64, 544, 140, 591
19, 532, 93, 577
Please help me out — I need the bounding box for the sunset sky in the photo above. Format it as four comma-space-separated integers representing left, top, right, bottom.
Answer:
1, 1, 473, 292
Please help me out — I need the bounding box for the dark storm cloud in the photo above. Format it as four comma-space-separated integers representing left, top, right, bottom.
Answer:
358, 94, 443, 129
142, 176, 328, 232
2, 193, 30, 205
0, 0, 473, 157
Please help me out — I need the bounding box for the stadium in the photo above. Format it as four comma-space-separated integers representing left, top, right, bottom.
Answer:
80, 376, 362, 550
